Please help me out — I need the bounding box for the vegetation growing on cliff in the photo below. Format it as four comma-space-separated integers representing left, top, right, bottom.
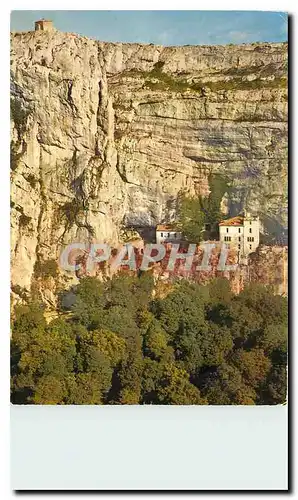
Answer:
177, 194, 205, 243
59, 199, 85, 227
177, 173, 230, 242
10, 98, 31, 171
122, 63, 287, 94
203, 173, 231, 224
57, 198, 95, 236
11, 275, 287, 405
34, 259, 59, 279
24, 173, 38, 189
10, 140, 27, 172
19, 213, 31, 228
10, 98, 30, 139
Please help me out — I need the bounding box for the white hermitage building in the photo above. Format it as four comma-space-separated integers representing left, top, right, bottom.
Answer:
219, 213, 260, 256
156, 224, 182, 245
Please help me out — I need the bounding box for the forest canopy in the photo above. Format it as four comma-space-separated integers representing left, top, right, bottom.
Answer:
11, 274, 288, 405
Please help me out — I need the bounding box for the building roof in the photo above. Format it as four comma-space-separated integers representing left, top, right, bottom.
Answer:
219, 215, 244, 227
156, 224, 180, 232
35, 19, 53, 23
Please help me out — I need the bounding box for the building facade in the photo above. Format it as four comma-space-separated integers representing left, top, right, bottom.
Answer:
219, 214, 260, 256
156, 224, 182, 245
35, 19, 55, 32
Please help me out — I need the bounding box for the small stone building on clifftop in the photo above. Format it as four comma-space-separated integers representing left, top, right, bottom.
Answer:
34, 19, 55, 32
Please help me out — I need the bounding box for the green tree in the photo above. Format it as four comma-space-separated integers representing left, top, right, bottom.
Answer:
201, 174, 229, 225
259, 364, 287, 405
232, 348, 272, 389
141, 358, 164, 404
76, 328, 126, 366
237, 284, 288, 327
207, 278, 232, 305
71, 277, 105, 327
200, 323, 233, 367
258, 324, 287, 354
157, 363, 206, 405
143, 319, 170, 360
67, 373, 104, 405
153, 281, 208, 372
118, 349, 143, 404
11, 305, 76, 404
200, 363, 256, 405
33, 375, 67, 405
223, 300, 263, 347
177, 193, 205, 243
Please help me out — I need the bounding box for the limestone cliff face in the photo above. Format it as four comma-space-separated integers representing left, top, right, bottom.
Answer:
10, 31, 288, 293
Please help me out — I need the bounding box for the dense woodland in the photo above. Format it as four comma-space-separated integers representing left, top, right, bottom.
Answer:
11, 273, 287, 405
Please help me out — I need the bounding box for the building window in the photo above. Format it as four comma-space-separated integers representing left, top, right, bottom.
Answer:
224, 236, 231, 242
238, 228, 241, 233
160, 232, 163, 237
226, 228, 229, 233
250, 221, 252, 225
247, 237, 255, 242
249, 228, 252, 233
174, 233, 176, 238
249, 244, 252, 250
238, 237, 241, 242
238, 245, 241, 249
168, 233, 170, 237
